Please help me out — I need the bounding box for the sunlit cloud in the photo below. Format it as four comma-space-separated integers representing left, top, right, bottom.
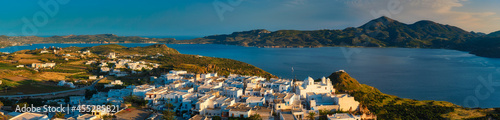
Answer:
349, 0, 500, 33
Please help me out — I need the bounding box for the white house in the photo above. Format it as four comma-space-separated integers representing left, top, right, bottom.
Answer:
246, 97, 265, 107
307, 93, 339, 112
100, 67, 110, 72
296, 77, 335, 98
107, 52, 116, 59
58, 80, 75, 88
40, 50, 49, 54
31, 63, 56, 69
227, 103, 253, 118
10, 112, 49, 120
223, 87, 243, 98
327, 113, 360, 120
335, 94, 360, 111
145, 86, 169, 105
108, 88, 132, 98
69, 96, 86, 105
105, 80, 123, 87
132, 84, 155, 98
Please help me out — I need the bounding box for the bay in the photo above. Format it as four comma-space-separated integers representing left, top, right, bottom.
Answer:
1, 43, 500, 108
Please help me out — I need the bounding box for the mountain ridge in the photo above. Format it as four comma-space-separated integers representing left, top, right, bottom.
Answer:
1, 16, 500, 58
177, 16, 500, 58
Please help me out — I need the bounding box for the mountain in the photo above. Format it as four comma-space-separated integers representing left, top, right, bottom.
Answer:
1, 16, 499, 58
487, 30, 500, 37
175, 16, 500, 58
179, 16, 481, 49
79, 44, 180, 55
0, 34, 177, 48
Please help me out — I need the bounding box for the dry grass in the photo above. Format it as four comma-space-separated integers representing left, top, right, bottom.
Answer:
0, 69, 35, 78
67, 60, 85, 65
17, 59, 41, 64
98, 76, 114, 83
13, 54, 36, 58
441, 108, 488, 119
37, 72, 73, 80
3, 76, 29, 81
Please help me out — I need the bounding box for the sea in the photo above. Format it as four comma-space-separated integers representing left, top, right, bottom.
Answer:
1, 43, 500, 108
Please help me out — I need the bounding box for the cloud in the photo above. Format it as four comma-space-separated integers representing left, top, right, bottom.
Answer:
348, 0, 500, 33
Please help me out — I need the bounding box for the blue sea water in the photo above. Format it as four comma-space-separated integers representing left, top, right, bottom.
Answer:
1, 43, 500, 108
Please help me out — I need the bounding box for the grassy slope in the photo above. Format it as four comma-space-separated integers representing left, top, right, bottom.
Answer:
328, 70, 500, 119
150, 54, 273, 78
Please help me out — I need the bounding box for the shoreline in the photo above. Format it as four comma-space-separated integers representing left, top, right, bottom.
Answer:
2, 42, 489, 58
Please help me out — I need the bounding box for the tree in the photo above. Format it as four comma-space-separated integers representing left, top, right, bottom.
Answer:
165, 102, 174, 109
53, 112, 65, 119
212, 116, 221, 120
249, 114, 262, 120
162, 109, 176, 120
307, 112, 316, 120
14, 102, 29, 110
102, 115, 115, 120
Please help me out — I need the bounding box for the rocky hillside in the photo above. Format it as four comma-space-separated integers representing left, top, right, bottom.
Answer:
180, 16, 481, 49
328, 70, 500, 119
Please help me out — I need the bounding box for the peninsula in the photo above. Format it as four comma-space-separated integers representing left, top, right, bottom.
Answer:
1, 17, 500, 58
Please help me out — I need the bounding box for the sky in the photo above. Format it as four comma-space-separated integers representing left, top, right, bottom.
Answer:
0, 0, 499, 36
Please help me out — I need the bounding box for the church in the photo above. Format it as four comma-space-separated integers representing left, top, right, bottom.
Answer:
295, 76, 335, 98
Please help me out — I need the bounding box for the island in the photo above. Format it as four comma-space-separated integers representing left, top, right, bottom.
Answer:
2, 16, 500, 58
0, 44, 499, 119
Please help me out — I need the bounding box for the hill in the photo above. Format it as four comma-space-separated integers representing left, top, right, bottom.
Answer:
176, 16, 500, 58
2, 17, 500, 58
70, 44, 273, 78
487, 30, 500, 37
179, 16, 480, 49
86, 44, 179, 55
328, 70, 500, 119
0, 34, 176, 48
57, 44, 180, 55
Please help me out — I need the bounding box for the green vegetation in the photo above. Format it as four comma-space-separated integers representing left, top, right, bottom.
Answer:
67, 73, 90, 79
124, 95, 148, 107
41, 69, 83, 73
0, 34, 176, 48
152, 54, 273, 78
53, 112, 66, 119
0, 63, 18, 70
307, 112, 315, 120
163, 102, 177, 120
79, 44, 273, 78
212, 116, 221, 120
69, 44, 179, 55
327, 70, 499, 119
248, 114, 262, 120
162, 109, 177, 120
0, 80, 72, 95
